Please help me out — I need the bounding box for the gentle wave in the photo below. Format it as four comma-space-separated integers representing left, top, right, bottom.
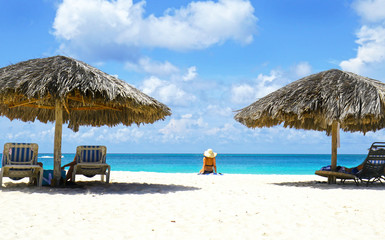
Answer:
39, 155, 64, 159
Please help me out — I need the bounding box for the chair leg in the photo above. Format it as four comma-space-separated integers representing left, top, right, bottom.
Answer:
72, 168, 76, 183
106, 166, 110, 184
354, 179, 359, 186
365, 178, 374, 186
0, 169, 3, 187
37, 169, 43, 187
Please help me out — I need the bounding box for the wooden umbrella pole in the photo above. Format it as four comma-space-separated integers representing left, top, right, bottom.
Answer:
53, 100, 63, 186
328, 121, 338, 184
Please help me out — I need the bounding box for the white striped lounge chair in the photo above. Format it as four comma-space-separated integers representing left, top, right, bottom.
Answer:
72, 145, 110, 183
0, 143, 43, 187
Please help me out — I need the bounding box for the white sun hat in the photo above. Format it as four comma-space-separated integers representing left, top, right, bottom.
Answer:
203, 149, 217, 158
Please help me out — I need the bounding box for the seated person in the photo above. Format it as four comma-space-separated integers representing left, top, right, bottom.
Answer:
199, 149, 217, 174
320, 164, 363, 175
29, 162, 43, 185
61, 156, 76, 182
345, 164, 363, 175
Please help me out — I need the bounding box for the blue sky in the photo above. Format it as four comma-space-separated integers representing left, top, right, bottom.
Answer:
1, 0, 385, 154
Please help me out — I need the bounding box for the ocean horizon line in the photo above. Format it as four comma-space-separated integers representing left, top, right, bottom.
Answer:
39, 153, 367, 155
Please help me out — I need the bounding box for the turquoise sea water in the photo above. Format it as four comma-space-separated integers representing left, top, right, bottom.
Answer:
31, 153, 368, 175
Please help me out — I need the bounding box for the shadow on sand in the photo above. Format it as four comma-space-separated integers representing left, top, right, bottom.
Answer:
272, 180, 385, 190
0, 181, 201, 195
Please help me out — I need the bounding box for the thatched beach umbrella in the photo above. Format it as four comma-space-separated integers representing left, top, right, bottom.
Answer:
0, 55, 171, 185
235, 69, 385, 183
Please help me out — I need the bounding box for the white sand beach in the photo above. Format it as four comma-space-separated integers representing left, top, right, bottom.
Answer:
1, 172, 385, 240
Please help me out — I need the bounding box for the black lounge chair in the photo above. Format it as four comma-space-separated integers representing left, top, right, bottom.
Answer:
315, 142, 385, 186
355, 142, 385, 186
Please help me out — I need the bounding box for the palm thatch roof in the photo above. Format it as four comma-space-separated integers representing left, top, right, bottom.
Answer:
234, 69, 385, 135
0, 55, 171, 131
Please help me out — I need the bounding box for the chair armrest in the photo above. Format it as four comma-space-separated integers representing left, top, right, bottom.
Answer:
3, 165, 43, 170
315, 170, 357, 179
75, 163, 110, 168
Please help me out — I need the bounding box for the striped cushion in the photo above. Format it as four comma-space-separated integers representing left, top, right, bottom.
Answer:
368, 160, 385, 164
76, 146, 106, 163
6, 143, 37, 165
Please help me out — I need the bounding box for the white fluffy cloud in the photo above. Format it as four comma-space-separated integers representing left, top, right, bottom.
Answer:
53, 0, 257, 59
231, 69, 282, 104
64, 126, 146, 144
99, 128, 145, 143
292, 62, 312, 77
340, 25, 385, 73
352, 0, 385, 22
125, 57, 179, 76
231, 62, 313, 105
66, 128, 98, 141
159, 114, 207, 140
205, 123, 240, 140
183, 66, 198, 81
205, 105, 233, 117
141, 76, 196, 105
339, 0, 385, 75
231, 84, 256, 105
